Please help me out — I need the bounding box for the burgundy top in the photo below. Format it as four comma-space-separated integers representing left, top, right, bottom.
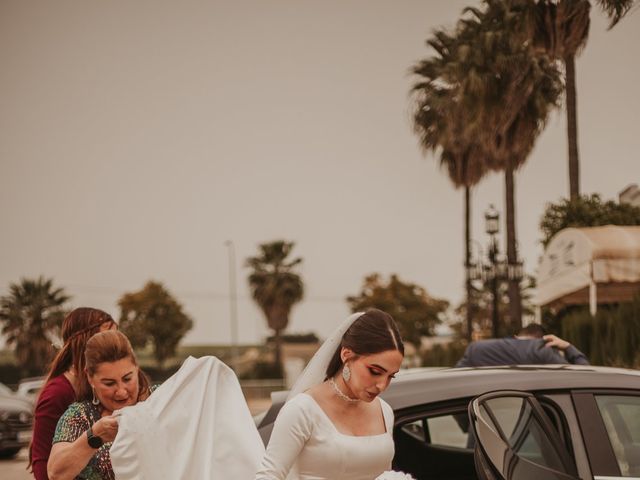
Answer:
31, 374, 76, 480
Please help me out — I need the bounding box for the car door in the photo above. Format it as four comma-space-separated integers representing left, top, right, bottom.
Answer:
573, 390, 640, 480
469, 390, 581, 480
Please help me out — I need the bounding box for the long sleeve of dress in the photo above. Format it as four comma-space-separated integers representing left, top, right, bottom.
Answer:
255, 395, 314, 480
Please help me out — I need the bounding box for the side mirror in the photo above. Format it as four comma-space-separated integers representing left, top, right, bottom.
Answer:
469, 391, 580, 480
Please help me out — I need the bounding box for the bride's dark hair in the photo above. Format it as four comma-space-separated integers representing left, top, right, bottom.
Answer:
325, 308, 404, 379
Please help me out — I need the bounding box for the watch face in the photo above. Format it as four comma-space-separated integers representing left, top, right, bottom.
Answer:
87, 429, 103, 449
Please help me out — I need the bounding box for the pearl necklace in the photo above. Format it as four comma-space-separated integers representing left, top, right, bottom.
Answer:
329, 378, 360, 403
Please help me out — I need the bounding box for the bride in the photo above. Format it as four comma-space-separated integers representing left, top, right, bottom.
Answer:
109, 308, 404, 480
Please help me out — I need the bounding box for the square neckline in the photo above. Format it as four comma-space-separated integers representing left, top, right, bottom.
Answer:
301, 392, 390, 438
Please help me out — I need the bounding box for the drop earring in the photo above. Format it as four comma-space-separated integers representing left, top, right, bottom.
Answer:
91, 387, 100, 406
342, 363, 351, 382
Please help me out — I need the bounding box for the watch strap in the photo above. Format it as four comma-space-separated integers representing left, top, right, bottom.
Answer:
87, 426, 103, 449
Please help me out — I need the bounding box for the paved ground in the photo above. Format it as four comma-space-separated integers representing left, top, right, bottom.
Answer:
0, 398, 273, 480
0, 449, 30, 480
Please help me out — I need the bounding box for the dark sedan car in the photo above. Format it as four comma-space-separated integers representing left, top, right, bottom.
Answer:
0, 382, 33, 458
256, 365, 640, 480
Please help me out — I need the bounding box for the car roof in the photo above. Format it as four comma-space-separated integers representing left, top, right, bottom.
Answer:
383, 365, 640, 411
19, 376, 45, 383
18, 378, 45, 388
256, 365, 640, 442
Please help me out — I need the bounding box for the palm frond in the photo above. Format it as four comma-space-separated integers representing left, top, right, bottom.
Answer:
596, 0, 636, 28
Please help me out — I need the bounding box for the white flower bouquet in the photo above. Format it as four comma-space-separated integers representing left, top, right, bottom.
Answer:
375, 471, 416, 480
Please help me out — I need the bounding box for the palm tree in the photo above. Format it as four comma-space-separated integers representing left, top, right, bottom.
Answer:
412, 1, 564, 333
246, 240, 304, 377
462, 1, 563, 329
0, 277, 70, 375
523, 0, 636, 199
412, 28, 491, 341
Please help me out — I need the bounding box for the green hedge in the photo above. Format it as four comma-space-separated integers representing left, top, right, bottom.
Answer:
421, 340, 467, 367
556, 294, 640, 367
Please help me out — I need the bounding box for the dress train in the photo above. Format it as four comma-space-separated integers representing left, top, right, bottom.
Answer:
110, 356, 265, 479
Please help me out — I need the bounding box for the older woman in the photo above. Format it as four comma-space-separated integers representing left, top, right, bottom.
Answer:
47, 330, 151, 480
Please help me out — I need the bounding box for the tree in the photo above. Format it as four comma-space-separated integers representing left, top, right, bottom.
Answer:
458, 1, 563, 329
246, 240, 304, 377
524, 0, 636, 199
347, 274, 449, 348
118, 281, 193, 369
412, 1, 563, 333
0, 277, 70, 375
455, 274, 537, 338
540, 193, 640, 246
412, 27, 491, 341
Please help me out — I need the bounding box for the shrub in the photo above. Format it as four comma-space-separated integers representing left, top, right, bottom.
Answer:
421, 340, 467, 367
552, 293, 640, 368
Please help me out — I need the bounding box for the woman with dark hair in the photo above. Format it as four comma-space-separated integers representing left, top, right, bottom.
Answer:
48, 330, 151, 480
30, 308, 116, 480
255, 308, 404, 480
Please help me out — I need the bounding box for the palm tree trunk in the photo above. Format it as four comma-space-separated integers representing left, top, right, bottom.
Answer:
565, 54, 580, 200
465, 186, 473, 341
504, 161, 522, 331
273, 328, 283, 379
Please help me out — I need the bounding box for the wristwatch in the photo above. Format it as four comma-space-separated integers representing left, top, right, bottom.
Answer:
86, 426, 103, 449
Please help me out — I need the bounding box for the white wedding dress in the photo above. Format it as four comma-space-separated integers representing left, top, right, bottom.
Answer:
110, 356, 265, 479
255, 392, 394, 480
109, 313, 394, 480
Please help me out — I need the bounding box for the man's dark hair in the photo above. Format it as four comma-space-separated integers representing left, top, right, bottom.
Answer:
518, 323, 546, 338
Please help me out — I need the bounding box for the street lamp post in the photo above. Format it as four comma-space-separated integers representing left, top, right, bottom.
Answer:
224, 240, 239, 370
484, 205, 500, 338
466, 205, 525, 339
465, 241, 484, 341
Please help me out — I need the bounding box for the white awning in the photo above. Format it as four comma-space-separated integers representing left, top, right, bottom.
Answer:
534, 225, 640, 310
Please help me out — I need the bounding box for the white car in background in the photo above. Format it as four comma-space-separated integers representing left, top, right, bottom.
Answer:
17, 376, 45, 404
0, 381, 33, 458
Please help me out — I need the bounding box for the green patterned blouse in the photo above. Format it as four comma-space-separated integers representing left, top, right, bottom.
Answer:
53, 386, 157, 480
53, 401, 114, 480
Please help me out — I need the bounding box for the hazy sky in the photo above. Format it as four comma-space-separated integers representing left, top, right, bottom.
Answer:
1, 1, 639, 345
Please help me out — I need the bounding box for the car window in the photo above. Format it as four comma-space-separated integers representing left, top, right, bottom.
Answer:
395, 404, 476, 480
401, 419, 426, 441
427, 414, 470, 449
24, 385, 41, 395
401, 412, 471, 450
595, 395, 640, 477
480, 396, 568, 473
